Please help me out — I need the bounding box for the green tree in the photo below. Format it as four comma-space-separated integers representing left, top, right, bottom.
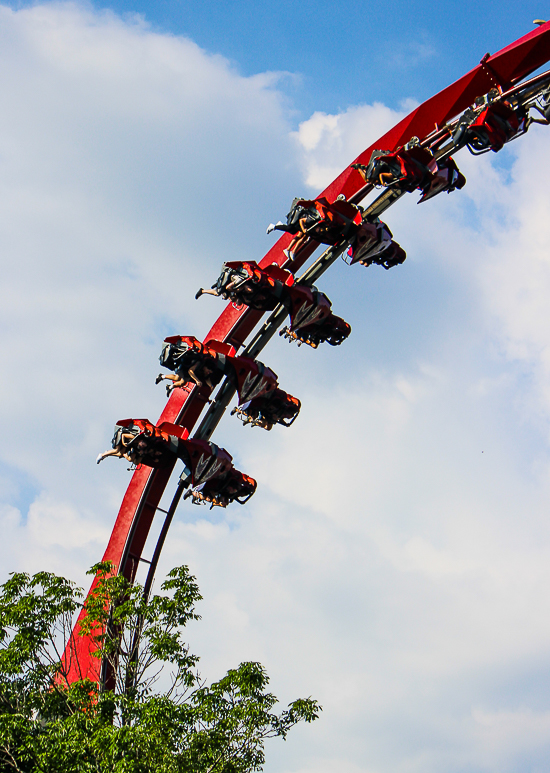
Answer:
0, 563, 320, 772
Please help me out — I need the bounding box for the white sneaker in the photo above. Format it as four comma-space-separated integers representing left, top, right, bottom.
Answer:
266, 223, 276, 234
283, 248, 293, 259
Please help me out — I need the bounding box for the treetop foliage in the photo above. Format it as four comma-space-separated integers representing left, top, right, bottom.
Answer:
0, 563, 320, 772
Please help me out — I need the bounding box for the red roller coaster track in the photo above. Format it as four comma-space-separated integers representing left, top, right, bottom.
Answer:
63, 21, 550, 685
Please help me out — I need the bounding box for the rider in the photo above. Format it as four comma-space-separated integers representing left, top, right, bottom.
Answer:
96, 431, 144, 465
156, 358, 219, 392
267, 197, 322, 259
195, 263, 254, 300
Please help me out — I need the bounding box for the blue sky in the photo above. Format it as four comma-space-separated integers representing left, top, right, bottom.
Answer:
1, 3, 550, 773
12, 0, 549, 115
87, 0, 546, 111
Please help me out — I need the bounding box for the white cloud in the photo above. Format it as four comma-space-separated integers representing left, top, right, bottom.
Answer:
0, 496, 108, 577
292, 102, 410, 191
474, 130, 550, 414
2, 4, 550, 773
0, 0, 302, 584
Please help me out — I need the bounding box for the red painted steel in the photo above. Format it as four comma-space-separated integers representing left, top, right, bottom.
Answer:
63, 22, 550, 683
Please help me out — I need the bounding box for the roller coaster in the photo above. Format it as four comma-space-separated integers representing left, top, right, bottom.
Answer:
63, 22, 550, 687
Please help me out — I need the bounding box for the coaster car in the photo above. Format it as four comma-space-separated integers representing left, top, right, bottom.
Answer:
417, 157, 466, 203
185, 468, 257, 508
112, 419, 233, 485
202, 262, 350, 348
296, 313, 351, 348
353, 145, 465, 203
347, 219, 407, 269
215, 343, 301, 429
161, 336, 266, 394
280, 284, 350, 348
276, 196, 322, 236
158, 335, 225, 392
369, 241, 407, 270
158, 336, 301, 429
207, 261, 293, 310
452, 97, 526, 153
279, 285, 349, 348
109, 419, 255, 508
279, 285, 333, 349
231, 388, 301, 430
108, 419, 180, 469
283, 196, 363, 246
207, 339, 279, 402
353, 143, 438, 192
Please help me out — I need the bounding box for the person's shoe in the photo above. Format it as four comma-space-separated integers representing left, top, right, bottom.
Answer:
155, 374, 164, 384
283, 248, 293, 259
266, 223, 276, 234
96, 454, 103, 464
195, 288, 203, 299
